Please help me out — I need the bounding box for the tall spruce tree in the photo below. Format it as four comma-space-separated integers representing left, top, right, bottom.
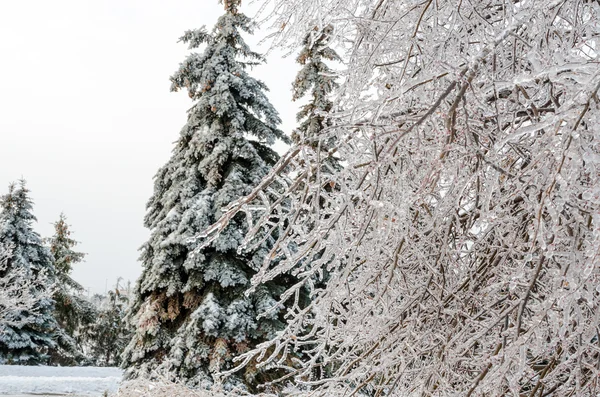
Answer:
122, 0, 292, 390
45, 213, 95, 365
0, 180, 59, 364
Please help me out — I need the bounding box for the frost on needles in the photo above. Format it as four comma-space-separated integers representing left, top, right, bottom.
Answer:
122, 1, 294, 391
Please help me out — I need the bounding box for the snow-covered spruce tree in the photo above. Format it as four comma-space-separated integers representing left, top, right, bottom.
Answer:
45, 213, 95, 365
0, 181, 59, 365
200, 0, 600, 395
122, 0, 292, 390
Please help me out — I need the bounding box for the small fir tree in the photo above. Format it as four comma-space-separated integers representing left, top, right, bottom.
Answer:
0, 180, 59, 364
47, 213, 85, 290
290, 25, 342, 210
292, 25, 341, 148
84, 287, 130, 367
122, 0, 292, 390
45, 213, 95, 365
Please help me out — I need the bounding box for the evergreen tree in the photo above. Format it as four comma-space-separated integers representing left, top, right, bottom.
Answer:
47, 213, 85, 291
45, 213, 95, 365
290, 25, 342, 208
122, 0, 292, 390
84, 287, 129, 367
0, 180, 59, 364
292, 25, 340, 148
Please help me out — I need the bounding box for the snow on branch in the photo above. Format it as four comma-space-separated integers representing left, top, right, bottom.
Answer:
0, 244, 54, 331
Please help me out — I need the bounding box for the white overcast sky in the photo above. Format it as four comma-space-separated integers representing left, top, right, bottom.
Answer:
0, 0, 298, 294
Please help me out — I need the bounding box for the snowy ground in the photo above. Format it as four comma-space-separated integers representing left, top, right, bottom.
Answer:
0, 365, 122, 396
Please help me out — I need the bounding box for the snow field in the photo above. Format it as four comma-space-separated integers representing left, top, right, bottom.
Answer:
0, 365, 122, 396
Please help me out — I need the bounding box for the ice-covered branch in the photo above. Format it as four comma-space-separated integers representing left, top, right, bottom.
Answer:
198, 0, 600, 395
